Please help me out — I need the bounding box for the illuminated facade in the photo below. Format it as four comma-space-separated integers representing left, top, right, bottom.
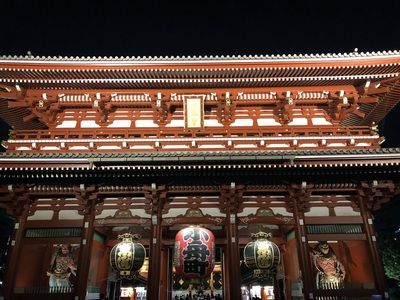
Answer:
1, 50, 400, 299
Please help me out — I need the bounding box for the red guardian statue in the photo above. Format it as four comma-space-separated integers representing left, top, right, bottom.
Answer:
309, 241, 346, 288
47, 244, 77, 290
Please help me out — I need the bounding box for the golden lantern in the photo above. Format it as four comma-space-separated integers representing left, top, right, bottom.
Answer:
110, 233, 146, 279
243, 232, 280, 277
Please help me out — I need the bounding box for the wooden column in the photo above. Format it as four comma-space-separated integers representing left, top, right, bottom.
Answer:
3, 213, 26, 299
291, 203, 314, 298
222, 246, 230, 299
160, 245, 170, 300
2, 184, 29, 300
220, 182, 243, 300
75, 185, 99, 300
145, 183, 168, 300
226, 214, 241, 299
289, 183, 314, 299
148, 212, 163, 299
358, 183, 390, 299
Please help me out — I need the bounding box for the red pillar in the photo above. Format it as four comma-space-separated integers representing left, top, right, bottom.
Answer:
159, 245, 170, 300
291, 199, 314, 299
3, 212, 26, 300
359, 196, 389, 298
76, 199, 96, 299
222, 246, 230, 300
226, 213, 242, 300
147, 213, 163, 299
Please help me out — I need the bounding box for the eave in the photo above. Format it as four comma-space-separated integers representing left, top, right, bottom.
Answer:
1, 51, 400, 151
1, 149, 400, 178
1, 51, 400, 91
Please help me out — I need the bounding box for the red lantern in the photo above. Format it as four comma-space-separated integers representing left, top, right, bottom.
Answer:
173, 226, 215, 278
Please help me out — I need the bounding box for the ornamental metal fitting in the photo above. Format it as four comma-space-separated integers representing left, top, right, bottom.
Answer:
117, 232, 141, 243
253, 269, 273, 278
250, 231, 272, 241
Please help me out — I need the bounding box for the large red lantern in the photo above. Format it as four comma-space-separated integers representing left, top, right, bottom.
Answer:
243, 232, 280, 277
110, 233, 146, 279
173, 226, 215, 279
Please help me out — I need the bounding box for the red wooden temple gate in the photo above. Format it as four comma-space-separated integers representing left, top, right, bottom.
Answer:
1, 50, 400, 299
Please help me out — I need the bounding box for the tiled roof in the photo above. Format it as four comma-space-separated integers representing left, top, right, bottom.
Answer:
1, 148, 400, 161
1, 50, 400, 62
1, 50, 399, 91
1, 149, 400, 177
1, 50, 400, 143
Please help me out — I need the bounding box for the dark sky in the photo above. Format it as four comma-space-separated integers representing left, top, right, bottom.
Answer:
1, 0, 400, 147
2, 0, 400, 57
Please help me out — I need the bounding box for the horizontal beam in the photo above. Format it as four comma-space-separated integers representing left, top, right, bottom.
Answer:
307, 233, 366, 241
4, 126, 381, 152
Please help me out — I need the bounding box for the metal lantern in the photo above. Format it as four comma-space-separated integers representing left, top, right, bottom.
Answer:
110, 233, 146, 279
243, 232, 280, 277
173, 226, 215, 279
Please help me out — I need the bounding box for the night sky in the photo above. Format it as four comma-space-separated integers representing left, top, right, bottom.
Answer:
1, 0, 400, 57
1, 0, 400, 145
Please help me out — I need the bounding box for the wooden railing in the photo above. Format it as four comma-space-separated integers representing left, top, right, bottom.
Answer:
12, 286, 75, 300
3, 125, 381, 153
313, 282, 380, 300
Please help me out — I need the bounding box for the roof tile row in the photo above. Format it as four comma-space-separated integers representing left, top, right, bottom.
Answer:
1, 148, 400, 159
1, 50, 400, 62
